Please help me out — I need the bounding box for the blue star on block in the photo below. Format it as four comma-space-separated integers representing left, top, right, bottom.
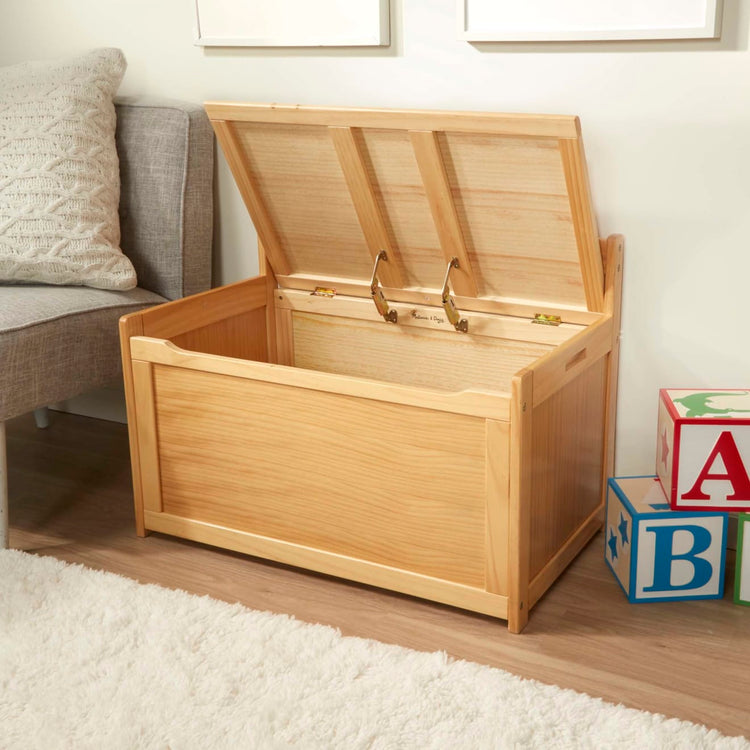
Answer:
608, 528, 618, 561
618, 513, 629, 546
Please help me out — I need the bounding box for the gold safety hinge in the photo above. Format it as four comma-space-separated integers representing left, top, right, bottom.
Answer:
311, 287, 336, 297
532, 313, 562, 327
370, 251, 398, 324
441, 258, 469, 333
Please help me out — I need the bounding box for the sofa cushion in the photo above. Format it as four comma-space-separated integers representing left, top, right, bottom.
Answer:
116, 99, 214, 301
0, 48, 136, 290
0, 285, 165, 420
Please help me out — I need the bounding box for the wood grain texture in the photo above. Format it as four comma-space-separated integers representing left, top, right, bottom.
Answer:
290, 310, 548, 396
441, 131, 585, 307
212, 120, 291, 276
8, 413, 750, 738
601, 234, 624, 502
528, 506, 602, 608
276, 288, 583, 345
258, 239, 268, 277
131, 360, 162, 514
528, 358, 607, 580
508, 370, 533, 633
328, 126, 404, 289
169, 308, 269, 362
233, 122, 373, 281
357, 128, 445, 290
150, 365, 488, 588
258, 245, 279, 365
277, 274, 601, 325
209, 103, 600, 310
118, 313, 146, 536
131, 337, 510, 421
121, 102, 616, 636
144, 511, 507, 619
529, 316, 612, 407
409, 130, 478, 297
265, 271, 279, 364
137, 276, 268, 341
559, 135, 604, 312
485, 419, 510, 594
205, 102, 580, 138
275, 307, 295, 367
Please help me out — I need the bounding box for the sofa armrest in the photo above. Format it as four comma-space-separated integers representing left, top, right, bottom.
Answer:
115, 97, 214, 300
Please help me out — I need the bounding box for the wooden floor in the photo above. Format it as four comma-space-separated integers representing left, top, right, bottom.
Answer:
6, 411, 750, 739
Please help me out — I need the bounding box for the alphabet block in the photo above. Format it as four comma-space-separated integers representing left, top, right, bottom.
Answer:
735, 513, 750, 606
605, 476, 727, 602
656, 389, 750, 512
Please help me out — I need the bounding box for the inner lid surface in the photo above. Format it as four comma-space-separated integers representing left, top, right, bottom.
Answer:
207, 103, 603, 312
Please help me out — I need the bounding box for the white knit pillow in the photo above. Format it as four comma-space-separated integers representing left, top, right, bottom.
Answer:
0, 48, 136, 290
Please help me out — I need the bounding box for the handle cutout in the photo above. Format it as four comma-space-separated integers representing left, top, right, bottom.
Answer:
565, 348, 587, 371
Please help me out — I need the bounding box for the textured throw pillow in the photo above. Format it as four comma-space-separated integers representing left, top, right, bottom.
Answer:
0, 48, 136, 290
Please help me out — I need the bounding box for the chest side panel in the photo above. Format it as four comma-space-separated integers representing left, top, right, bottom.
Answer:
529, 356, 608, 578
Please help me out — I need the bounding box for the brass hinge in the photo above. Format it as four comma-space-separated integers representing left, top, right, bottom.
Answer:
441, 258, 469, 333
311, 287, 336, 297
370, 251, 398, 324
532, 313, 562, 327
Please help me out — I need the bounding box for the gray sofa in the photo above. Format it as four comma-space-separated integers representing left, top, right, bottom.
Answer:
0, 97, 215, 547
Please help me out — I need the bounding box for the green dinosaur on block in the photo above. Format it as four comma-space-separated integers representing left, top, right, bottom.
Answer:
673, 392, 750, 418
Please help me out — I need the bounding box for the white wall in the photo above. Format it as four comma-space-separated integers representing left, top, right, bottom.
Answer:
2, 0, 749, 474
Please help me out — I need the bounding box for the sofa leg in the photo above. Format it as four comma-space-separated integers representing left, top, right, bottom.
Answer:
33, 407, 50, 429
0, 421, 8, 549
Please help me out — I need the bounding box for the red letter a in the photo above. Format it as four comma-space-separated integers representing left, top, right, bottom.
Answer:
682, 431, 750, 501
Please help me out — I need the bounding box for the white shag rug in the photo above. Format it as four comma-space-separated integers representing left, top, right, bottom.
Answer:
0, 550, 746, 750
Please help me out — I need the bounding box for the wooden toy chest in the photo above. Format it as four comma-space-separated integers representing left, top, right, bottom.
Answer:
120, 102, 623, 633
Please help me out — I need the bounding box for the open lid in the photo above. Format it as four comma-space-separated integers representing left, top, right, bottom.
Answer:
205, 102, 604, 313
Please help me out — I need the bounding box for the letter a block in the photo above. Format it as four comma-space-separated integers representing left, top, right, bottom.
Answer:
605, 476, 727, 602
656, 389, 750, 512
735, 513, 750, 606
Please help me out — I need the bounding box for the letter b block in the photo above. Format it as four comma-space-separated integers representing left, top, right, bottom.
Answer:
656, 389, 750, 512
605, 476, 727, 602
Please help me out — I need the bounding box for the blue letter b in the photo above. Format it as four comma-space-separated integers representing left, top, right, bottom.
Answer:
642, 525, 713, 592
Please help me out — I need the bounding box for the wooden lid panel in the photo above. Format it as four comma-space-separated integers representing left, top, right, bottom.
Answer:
234, 122, 373, 281
209, 103, 604, 312
441, 132, 585, 306
360, 128, 445, 290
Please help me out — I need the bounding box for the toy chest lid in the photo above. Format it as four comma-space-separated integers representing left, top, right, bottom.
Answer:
205, 101, 604, 313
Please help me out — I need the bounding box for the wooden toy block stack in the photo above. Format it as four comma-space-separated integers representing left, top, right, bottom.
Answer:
606, 389, 750, 604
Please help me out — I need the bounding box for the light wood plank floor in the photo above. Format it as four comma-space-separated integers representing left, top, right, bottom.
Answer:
6, 412, 750, 739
